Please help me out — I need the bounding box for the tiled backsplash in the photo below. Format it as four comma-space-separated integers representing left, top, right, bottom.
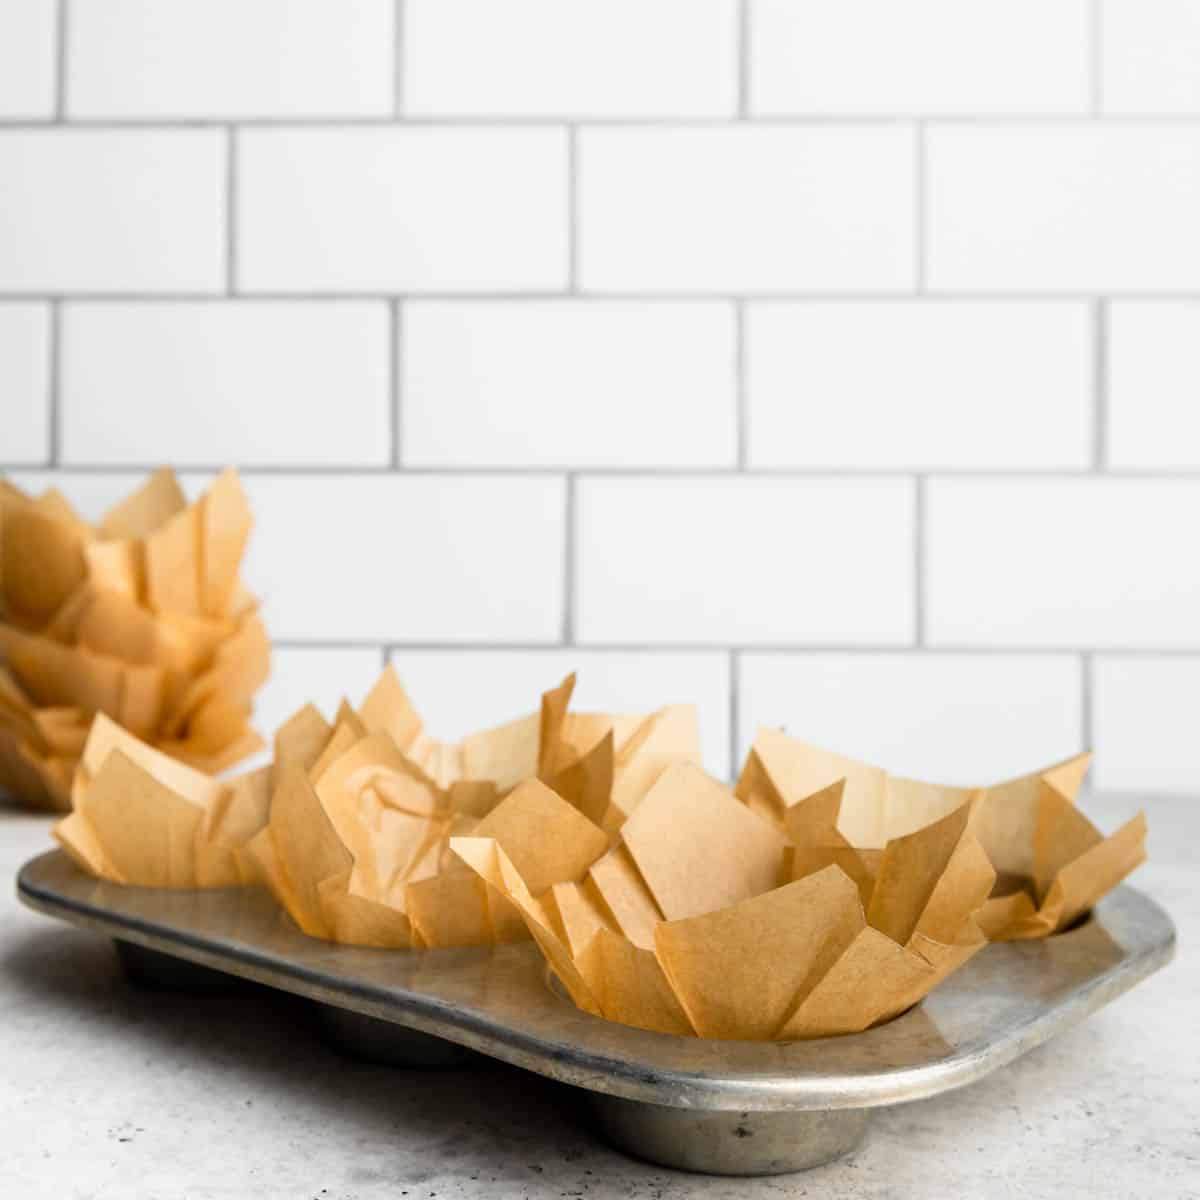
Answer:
3, 1, 1199, 794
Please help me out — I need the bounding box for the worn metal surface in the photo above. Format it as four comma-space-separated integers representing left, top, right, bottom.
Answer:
586, 1097, 871, 1175
18, 850, 1175, 1117
315, 1003, 480, 1068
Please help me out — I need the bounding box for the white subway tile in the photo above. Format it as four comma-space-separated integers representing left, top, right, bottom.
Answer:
253, 646, 386, 744
61, 302, 390, 467
0, 131, 225, 293
68, 0, 393, 118
926, 480, 1200, 647
1093, 656, 1200, 792
1102, 0, 1200, 115
1109, 302, 1200, 469
0, 305, 50, 464
578, 127, 915, 293
739, 653, 1083, 784
746, 301, 1092, 470
241, 475, 566, 642
0, 0, 56, 117
389, 649, 731, 778
238, 128, 567, 293
576, 477, 914, 644
402, 301, 736, 468
751, 0, 1089, 116
927, 125, 1200, 293
405, 0, 736, 117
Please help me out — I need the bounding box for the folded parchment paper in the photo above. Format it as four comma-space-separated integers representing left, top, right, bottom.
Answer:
53, 672, 1144, 1039
56, 667, 701, 951
451, 757, 995, 1040
1, 469, 268, 809
737, 729, 1147, 942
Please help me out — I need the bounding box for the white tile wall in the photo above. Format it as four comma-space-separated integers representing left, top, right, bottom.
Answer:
67, 0, 395, 119
61, 302, 391, 467
1101, 0, 1200, 115
1093, 657, 1200, 791
575, 477, 915, 645
0, 0, 56, 119
578, 127, 915, 293
402, 302, 737, 468
241, 475, 566, 642
0, 305, 50, 463
926, 480, 1200, 648
1108, 303, 1200, 469
404, 0, 738, 118
0, 131, 226, 293
927, 126, 1200, 293
745, 302, 1093, 470
739, 653, 1083, 785
237, 128, 568, 293
2, 3, 1198, 794
750, 0, 1090, 116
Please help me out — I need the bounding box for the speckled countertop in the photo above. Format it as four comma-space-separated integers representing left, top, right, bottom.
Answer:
1, 795, 1196, 1200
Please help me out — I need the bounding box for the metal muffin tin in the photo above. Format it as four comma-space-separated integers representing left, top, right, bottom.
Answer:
18, 850, 1175, 1176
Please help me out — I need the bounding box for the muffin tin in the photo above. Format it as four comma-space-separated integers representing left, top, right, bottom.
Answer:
18, 849, 1175, 1176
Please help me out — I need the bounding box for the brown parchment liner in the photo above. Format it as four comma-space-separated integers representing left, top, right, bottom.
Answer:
55, 668, 702, 951
737, 728, 1148, 943
451, 756, 997, 1040
1, 468, 268, 809
52, 667, 1144, 1039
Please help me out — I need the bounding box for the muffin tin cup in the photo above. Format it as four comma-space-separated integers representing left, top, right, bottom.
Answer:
114, 937, 253, 992
314, 1003, 479, 1068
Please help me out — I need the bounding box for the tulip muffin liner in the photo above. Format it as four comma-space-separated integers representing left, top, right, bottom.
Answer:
1, 468, 267, 809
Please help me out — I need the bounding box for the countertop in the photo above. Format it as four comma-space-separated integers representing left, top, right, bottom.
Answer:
0, 795, 1196, 1200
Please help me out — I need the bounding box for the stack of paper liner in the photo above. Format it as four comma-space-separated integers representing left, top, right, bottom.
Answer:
0, 468, 268, 810
55, 670, 1147, 1043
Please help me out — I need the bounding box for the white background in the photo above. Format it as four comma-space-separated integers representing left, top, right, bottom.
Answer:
3, 0, 1200, 794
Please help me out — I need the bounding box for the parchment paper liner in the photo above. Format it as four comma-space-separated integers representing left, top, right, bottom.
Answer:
1, 468, 267, 809
451, 759, 995, 1040
738, 729, 1147, 943
56, 668, 702, 951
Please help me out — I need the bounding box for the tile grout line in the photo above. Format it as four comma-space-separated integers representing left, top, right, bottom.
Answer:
562, 474, 576, 644
47, 302, 62, 466
54, 0, 68, 120
914, 121, 926, 292
8, 290, 1200, 304
8, 463, 1200, 481
1090, 0, 1104, 115
1093, 299, 1108, 470
12, 114, 1200, 129
391, 300, 403, 468
267, 638, 1190, 656
728, 650, 741, 780
567, 125, 579, 292
738, 0, 751, 118
914, 475, 926, 645
225, 128, 237, 295
735, 300, 748, 466
394, 0, 405, 117
1080, 652, 1095, 750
